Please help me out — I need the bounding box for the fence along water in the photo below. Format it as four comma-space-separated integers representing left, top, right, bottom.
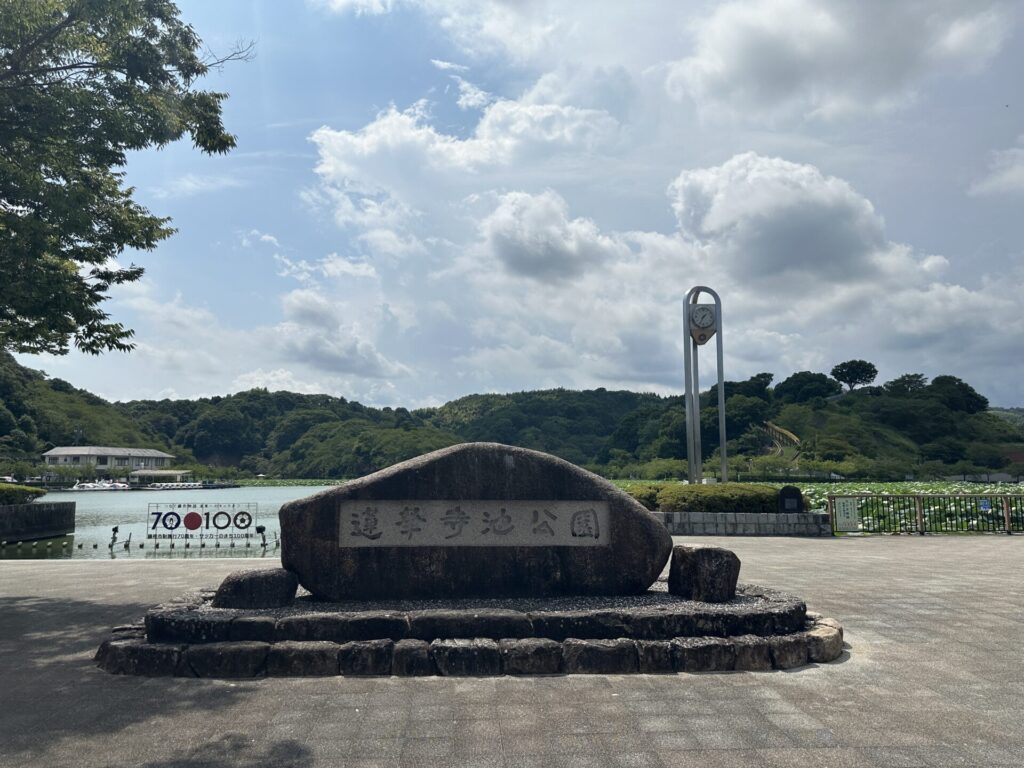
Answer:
830, 494, 1024, 534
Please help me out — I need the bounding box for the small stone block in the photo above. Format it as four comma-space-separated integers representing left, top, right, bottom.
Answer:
274, 614, 318, 641
345, 611, 409, 641
772, 604, 808, 635
95, 638, 183, 676
267, 641, 340, 676
732, 634, 772, 671
693, 611, 730, 637
668, 545, 741, 603
627, 609, 698, 639
185, 641, 269, 678
211, 568, 298, 609
805, 626, 843, 663
408, 609, 532, 640
528, 610, 628, 641
145, 609, 233, 643
636, 640, 675, 673
431, 639, 501, 676
392, 639, 435, 676
303, 614, 352, 642
499, 638, 563, 675
562, 639, 638, 674
228, 615, 277, 642
110, 623, 146, 638
817, 617, 844, 641
672, 637, 735, 672
768, 635, 809, 669
339, 639, 394, 675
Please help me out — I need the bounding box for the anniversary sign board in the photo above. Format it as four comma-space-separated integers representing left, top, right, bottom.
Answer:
280, 443, 671, 600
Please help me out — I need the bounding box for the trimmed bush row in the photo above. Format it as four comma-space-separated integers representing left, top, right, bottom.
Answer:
621, 482, 811, 516
0, 483, 47, 505
656, 483, 781, 515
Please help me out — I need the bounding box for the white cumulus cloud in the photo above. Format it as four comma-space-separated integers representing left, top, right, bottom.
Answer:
668, 0, 1014, 120
969, 137, 1024, 196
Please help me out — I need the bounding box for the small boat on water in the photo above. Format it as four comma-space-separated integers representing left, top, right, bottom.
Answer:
143, 482, 205, 490
71, 480, 131, 491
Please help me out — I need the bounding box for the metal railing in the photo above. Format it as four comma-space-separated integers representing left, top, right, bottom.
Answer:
829, 494, 1024, 535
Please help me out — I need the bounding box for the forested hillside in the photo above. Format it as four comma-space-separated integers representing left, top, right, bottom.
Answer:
1, 350, 1022, 480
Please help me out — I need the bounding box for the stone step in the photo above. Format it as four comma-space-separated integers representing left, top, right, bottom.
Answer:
96, 617, 844, 677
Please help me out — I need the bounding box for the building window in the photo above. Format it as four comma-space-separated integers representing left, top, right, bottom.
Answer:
96, 456, 108, 466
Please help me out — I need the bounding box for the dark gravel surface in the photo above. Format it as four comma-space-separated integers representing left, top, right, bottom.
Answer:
186, 582, 794, 618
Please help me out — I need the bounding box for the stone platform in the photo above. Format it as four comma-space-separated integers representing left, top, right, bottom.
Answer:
95, 583, 843, 677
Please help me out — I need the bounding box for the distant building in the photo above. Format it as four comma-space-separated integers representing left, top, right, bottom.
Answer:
42, 446, 175, 472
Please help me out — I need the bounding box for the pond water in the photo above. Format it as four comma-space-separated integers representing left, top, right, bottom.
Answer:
1, 485, 332, 560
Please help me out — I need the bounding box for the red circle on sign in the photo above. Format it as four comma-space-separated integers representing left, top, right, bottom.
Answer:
183, 512, 203, 530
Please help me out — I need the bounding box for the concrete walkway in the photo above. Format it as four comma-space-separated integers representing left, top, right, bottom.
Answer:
1, 535, 1022, 767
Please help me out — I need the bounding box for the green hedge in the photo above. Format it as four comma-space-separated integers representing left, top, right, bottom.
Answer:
617, 481, 670, 510
656, 483, 780, 515
0, 483, 47, 505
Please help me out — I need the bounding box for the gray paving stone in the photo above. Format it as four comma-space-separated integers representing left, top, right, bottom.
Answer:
2, 535, 1023, 767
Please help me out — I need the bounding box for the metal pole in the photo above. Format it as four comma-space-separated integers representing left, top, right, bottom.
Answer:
691, 338, 702, 482
683, 308, 696, 484
715, 295, 727, 482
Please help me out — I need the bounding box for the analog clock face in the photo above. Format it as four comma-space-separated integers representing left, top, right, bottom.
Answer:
691, 305, 715, 329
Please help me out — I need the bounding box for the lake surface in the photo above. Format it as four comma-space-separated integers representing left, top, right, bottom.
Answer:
1, 485, 333, 560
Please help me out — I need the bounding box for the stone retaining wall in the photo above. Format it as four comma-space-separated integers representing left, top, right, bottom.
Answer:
651, 510, 831, 537
95, 585, 846, 677
97, 617, 844, 677
0, 501, 75, 542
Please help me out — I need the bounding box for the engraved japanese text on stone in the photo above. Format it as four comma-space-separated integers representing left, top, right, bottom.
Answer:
339, 500, 610, 547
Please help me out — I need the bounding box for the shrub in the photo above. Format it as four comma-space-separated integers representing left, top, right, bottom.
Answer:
656, 483, 779, 515
619, 481, 669, 510
0, 482, 47, 505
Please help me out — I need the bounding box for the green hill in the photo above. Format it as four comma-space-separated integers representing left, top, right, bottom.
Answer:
0, 351, 163, 463
1, 349, 1022, 481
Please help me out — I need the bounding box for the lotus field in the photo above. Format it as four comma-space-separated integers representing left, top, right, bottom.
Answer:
797, 481, 1020, 510
797, 482, 1024, 533
615, 479, 1024, 533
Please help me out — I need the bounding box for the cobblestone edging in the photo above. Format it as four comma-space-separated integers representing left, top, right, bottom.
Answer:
95, 587, 844, 677
650, 510, 831, 537
94, 615, 843, 677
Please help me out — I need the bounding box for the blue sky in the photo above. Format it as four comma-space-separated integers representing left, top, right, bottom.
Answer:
20, 0, 1024, 406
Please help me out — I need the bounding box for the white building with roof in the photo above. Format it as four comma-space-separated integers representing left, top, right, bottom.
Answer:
42, 446, 175, 473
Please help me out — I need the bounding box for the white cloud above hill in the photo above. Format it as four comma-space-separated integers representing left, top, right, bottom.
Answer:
24, 1, 1023, 406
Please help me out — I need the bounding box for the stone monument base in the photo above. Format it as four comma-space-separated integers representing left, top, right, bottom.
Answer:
95, 583, 844, 677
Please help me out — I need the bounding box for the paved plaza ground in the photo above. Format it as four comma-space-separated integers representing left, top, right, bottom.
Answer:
1, 535, 1022, 767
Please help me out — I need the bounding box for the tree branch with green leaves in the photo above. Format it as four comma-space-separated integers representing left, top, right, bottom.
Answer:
0, 0, 251, 355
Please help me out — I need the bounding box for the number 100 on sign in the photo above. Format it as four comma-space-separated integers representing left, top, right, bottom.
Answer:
147, 503, 257, 540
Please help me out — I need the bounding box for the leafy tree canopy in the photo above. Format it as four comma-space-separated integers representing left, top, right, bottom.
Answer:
883, 373, 928, 396
830, 359, 878, 391
0, 0, 249, 355
773, 371, 842, 404
926, 375, 988, 414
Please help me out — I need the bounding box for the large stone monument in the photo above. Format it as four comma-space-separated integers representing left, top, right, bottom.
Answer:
94, 442, 845, 678
279, 442, 671, 600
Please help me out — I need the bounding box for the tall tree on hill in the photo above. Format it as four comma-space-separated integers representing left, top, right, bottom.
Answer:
830, 360, 878, 392
773, 371, 842, 404
883, 373, 928, 396
0, 0, 250, 355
